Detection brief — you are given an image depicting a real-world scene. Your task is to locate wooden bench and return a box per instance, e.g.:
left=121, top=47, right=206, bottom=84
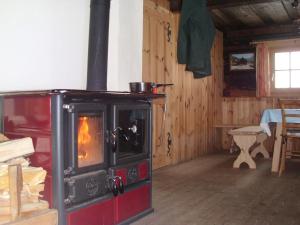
left=229, top=126, right=270, bottom=169
left=214, top=124, right=256, bottom=152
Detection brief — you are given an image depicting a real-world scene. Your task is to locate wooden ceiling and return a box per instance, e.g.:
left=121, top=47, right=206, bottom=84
left=170, top=0, right=300, bottom=42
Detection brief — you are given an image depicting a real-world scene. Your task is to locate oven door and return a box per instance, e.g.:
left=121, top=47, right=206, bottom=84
left=65, top=103, right=108, bottom=175
left=111, top=103, right=151, bottom=165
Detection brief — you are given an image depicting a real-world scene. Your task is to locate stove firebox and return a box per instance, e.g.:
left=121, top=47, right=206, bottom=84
left=0, top=90, right=161, bottom=225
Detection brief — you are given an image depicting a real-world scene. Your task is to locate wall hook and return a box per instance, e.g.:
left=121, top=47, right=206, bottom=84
left=166, top=23, right=171, bottom=43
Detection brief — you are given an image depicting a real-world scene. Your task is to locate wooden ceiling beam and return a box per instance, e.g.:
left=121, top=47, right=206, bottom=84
left=226, top=23, right=300, bottom=40
left=208, top=0, right=281, bottom=9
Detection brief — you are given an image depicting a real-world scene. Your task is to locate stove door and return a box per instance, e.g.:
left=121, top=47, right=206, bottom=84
left=65, top=103, right=108, bottom=174
left=111, top=103, right=151, bottom=165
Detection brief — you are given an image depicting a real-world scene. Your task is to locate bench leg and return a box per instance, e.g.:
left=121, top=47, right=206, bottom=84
left=233, top=135, right=257, bottom=169
left=250, top=133, right=270, bottom=159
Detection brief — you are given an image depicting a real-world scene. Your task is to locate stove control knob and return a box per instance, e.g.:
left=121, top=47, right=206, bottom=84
left=129, top=124, right=138, bottom=134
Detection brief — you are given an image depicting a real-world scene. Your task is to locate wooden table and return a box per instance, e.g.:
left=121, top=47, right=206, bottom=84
left=260, top=109, right=300, bottom=172
left=229, top=126, right=269, bottom=169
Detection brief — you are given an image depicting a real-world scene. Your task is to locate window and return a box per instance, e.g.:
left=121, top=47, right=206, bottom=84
left=271, top=49, right=300, bottom=92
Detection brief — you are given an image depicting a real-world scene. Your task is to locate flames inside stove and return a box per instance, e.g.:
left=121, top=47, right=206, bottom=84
left=77, top=115, right=104, bottom=168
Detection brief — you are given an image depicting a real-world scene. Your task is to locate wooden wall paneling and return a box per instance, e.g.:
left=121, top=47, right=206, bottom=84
left=185, top=69, right=193, bottom=160
left=176, top=63, right=186, bottom=163
left=169, top=18, right=181, bottom=166
left=154, top=16, right=166, bottom=168
left=219, top=97, right=278, bottom=151
left=144, top=4, right=163, bottom=168
left=212, top=32, right=224, bottom=151
left=143, top=0, right=176, bottom=169
left=172, top=13, right=185, bottom=165
left=159, top=14, right=175, bottom=167
left=207, top=68, right=213, bottom=153
left=143, top=0, right=224, bottom=169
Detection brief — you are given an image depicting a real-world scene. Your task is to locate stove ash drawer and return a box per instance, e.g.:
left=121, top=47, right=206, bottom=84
left=64, top=170, right=109, bottom=207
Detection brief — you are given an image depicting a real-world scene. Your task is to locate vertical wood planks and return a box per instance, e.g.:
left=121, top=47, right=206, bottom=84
left=143, top=0, right=224, bottom=169
left=220, top=97, right=277, bottom=150
left=9, top=164, right=22, bottom=221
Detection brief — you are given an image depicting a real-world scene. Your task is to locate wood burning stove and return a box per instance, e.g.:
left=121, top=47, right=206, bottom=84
left=0, top=90, right=163, bottom=225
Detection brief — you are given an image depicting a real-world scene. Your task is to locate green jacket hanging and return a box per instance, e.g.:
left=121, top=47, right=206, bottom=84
left=177, top=0, right=216, bottom=78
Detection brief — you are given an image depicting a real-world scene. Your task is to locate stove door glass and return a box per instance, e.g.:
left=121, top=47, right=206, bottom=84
left=118, top=109, right=148, bottom=158
left=77, top=114, right=104, bottom=168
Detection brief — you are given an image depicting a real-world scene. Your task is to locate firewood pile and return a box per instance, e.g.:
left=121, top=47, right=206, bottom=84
left=0, top=134, right=49, bottom=224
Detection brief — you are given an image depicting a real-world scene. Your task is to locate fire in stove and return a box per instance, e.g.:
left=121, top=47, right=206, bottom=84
left=77, top=115, right=104, bottom=168
left=78, top=117, right=91, bottom=160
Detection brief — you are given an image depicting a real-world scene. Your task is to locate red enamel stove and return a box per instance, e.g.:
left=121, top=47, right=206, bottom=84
left=0, top=90, right=162, bottom=225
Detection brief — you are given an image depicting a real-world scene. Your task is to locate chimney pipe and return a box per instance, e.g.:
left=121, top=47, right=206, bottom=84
left=87, top=0, right=111, bottom=91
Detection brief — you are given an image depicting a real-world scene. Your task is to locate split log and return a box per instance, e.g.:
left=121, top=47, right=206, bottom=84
left=0, top=138, right=34, bottom=162
left=0, top=134, right=9, bottom=143
left=0, top=195, right=40, bottom=207
left=9, top=165, right=23, bottom=221
left=6, top=158, right=30, bottom=167
left=1, top=209, right=58, bottom=225
left=0, top=144, right=51, bottom=225
left=0, top=215, right=10, bottom=224
left=0, top=167, right=46, bottom=191
left=22, top=167, right=46, bottom=186
left=0, top=200, right=49, bottom=216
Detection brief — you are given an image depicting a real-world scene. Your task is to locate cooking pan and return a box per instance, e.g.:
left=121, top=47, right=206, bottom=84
left=129, top=82, right=173, bottom=93
left=129, top=82, right=154, bottom=93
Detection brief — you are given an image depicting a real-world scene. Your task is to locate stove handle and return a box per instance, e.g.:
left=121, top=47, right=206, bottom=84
left=108, top=177, right=119, bottom=196
left=108, top=176, right=125, bottom=196
left=117, top=177, right=124, bottom=194
left=110, top=127, right=122, bottom=153
left=111, top=132, right=117, bottom=153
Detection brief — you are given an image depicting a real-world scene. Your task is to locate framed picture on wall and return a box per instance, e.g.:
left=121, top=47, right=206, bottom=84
left=229, top=52, right=255, bottom=71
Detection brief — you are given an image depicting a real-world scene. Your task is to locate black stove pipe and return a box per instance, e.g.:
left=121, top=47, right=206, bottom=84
left=87, top=0, right=111, bottom=91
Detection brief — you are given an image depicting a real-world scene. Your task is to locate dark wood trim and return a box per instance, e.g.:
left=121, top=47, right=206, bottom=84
left=226, top=24, right=300, bottom=40
left=208, top=0, right=281, bottom=9
left=169, top=0, right=283, bottom=11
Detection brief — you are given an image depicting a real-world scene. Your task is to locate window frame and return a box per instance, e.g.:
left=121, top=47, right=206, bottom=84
left=269, top=47, right=300, bottom=96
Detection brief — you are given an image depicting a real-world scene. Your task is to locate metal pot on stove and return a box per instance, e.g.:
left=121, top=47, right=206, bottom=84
left=129, top=82, right=173, bottom=94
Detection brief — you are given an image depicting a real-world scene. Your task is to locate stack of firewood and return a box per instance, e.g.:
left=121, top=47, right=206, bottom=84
left=0, top=134, right=48, bottom=224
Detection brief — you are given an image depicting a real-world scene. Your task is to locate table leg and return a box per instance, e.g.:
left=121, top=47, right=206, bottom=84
left=233, top=135, right=257, bottom=169
left=251, top=133, right=270, bottom=159
left=272, top=123, right=282, bottom=173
